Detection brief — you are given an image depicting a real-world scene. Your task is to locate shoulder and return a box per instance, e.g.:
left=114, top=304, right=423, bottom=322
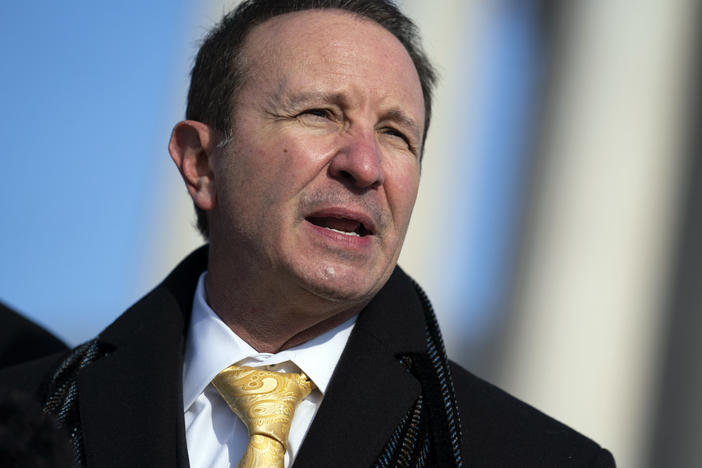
left=449, top=362, right=615, bottom=467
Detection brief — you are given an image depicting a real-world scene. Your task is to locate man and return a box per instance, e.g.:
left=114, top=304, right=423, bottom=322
left=1, top=1, right=614, bottom=466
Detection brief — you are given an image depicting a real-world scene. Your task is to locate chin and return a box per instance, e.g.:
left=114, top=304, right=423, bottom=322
left=295, top=263, right=388, bottom=305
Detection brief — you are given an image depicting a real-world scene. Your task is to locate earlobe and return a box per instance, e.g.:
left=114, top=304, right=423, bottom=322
left=168, top=120, right=217, bottom=211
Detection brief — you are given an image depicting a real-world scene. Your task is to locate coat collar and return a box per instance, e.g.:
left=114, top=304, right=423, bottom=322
left=76, top=247, right=429, bottom=467
left=293, top=267, right=429, bottom=467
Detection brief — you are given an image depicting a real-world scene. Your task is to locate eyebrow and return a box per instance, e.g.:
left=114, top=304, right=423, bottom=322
left=279, top=90, right=348, bottom=110
left=381, top=108, right=422, bottom=142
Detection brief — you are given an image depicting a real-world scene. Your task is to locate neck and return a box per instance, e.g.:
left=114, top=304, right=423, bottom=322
left=204, top=258, right=365, bottom=354
left=212, top=302, right=358, bottom=353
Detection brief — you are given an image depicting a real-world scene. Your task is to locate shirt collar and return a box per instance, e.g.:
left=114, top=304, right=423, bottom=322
left=182, top=272, right=356, bottom=411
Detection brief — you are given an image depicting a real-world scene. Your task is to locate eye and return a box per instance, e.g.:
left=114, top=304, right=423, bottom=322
left=382, top=127, right=412, bottom=147
left=380, top=127, right=419, bottom=157
left=300, top=108, right=332, bottom=119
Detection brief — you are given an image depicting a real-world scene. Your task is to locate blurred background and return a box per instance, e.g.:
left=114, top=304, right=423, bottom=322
left=1, top=0, right=699, bottom=466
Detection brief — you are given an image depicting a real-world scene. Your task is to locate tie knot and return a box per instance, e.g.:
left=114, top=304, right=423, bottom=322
left=212, top=365, right=314, bottom=450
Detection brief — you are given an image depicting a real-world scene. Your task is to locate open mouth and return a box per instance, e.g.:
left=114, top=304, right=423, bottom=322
left=305, top=216, right=373, bottom=237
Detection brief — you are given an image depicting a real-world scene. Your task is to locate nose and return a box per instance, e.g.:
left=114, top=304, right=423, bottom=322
left=328, top=131, right=385, bottom=190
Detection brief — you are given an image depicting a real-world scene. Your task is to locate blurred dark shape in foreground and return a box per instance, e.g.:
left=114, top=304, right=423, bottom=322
left=0, top=386, right=73, bottom=468
left=0, top=301, right=67, bottom=369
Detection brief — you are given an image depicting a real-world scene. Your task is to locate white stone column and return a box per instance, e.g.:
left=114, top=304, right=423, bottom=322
left=497, top=1, right=696, bottom=466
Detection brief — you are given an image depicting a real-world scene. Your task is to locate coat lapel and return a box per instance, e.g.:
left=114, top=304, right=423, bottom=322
left=293, top=267, right=428, bottom=467
left=77, top=248, right=207, bottom=468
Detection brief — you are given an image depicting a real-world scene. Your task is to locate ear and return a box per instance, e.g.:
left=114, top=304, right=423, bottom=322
left=169, top=120, right=218, bottom=211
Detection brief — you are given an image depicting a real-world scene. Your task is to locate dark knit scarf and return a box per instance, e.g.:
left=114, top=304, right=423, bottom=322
left=373, top=280, right=464, bottom=468
left=42, top=281, right=463, bottom=467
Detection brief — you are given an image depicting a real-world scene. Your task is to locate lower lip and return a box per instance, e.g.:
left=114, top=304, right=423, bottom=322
left=303, top=220, right=374, bottom=250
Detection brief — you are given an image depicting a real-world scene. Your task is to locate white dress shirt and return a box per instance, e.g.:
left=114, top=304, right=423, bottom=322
left=183, top=272, right=356, bottom=468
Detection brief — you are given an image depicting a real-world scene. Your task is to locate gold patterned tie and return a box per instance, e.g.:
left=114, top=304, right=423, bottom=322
left=211, top=365, right=314, bottom=468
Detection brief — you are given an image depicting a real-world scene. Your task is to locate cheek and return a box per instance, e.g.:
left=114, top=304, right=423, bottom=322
left=225, top=137, right=333, bottom=214
left=385, top=162, right=420, bottom=224
left=224, top=141, right=291, bottom=193
left=267, top=136, right=338, bottom=191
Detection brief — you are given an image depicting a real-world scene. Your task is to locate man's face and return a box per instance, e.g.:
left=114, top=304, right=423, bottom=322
left=209, top=10, right=424, bottom=307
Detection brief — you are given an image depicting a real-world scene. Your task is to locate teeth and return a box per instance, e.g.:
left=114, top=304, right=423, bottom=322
left=324, top=227, right=360, bottom=237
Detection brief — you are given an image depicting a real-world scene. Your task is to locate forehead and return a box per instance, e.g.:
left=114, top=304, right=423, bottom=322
left=237, top=9, right=425, bottom=125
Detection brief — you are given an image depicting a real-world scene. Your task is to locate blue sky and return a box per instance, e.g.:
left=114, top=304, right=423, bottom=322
left=0, top=2, right=194, bottom=343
